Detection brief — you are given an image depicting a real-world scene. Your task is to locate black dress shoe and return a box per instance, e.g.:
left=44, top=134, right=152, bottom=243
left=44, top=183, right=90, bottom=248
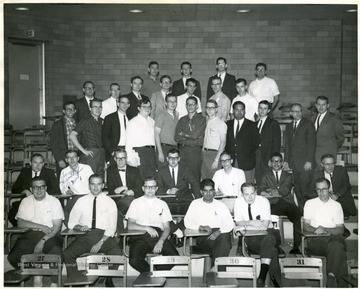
left=175, top=237, right=184, bottom=248
left=342, top=227, right=351, bottom=239
left=289, top=248, right=302, bottom=255
left=256, top=278, right=265, bottom=287
left=105, top=277, right=115, bottom=287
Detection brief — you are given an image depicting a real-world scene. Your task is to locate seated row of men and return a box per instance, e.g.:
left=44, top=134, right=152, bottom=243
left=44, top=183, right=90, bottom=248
left=7, top=173, right=349, bottom=288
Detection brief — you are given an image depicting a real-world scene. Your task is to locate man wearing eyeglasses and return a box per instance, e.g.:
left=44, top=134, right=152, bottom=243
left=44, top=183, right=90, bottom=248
left=100, top=83, right=121, bottom=119
left=150, top=75, right=172, bottom=119
left=8, top=177, right=64, bottom=287
left=126, top=177, right=179, bottom=273
left=101, top=95, right=130, bottom=162
left=312, top=154, right=356, bottom=219
left=248, top=63, right=280, bottom=113
left=303, top=177, right=349, bottom=287
left=75, top=81, right=95, bottom=122
left=202, top=99, right=227, bottom=179
left=209, top=76, right=231, bottom=122
left=176, top=78, right=202, bottom=119
left=50, top=101, right=77, bottom=179
left=125, top=98, right=157, bottom=179
left=124, top=76, right=148, bottom=120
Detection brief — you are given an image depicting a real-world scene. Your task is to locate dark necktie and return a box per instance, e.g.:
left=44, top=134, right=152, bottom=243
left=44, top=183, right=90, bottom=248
left=258, top=120, right=263, bottom=132
left=293, top=121, right=297, bottom=133
left=316, top=115, right=321, bottom=132
left=124, top=115, right=127, bottom=129
left=275, top=171, right=279, bottom=185
left=235, top=120, right=240, bottom=137
left=171, top=168, right=176, bottom=186
left=248, top=204, right=253, bottom=220
left=91, top=197, right=97, bottom=229
left=35, top=172, right=39, bottom=177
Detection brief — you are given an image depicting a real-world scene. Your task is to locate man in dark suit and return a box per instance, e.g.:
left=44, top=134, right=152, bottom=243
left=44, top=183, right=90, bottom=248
left=75, top=80, right=95, bottom=122
left=258, top=152, right=302, bottom=255
left=50, top=101, right=77, bottom=178
left=312, top=95, right=344, bottom=168
left=255, top=100, right=281, bottom=187
left=284, top=103, right=316, bottom=209
left=225, top=101, right=260, bottom=182
left=107, top=148, right=143, bottom=233
left=156, top=148, right=201, bottom=215
left=206, top=57, right=237, bottom=102
left=101, top=95, right=130, bottom=162
left=312, top=153, right=356, bottom=219
left=124, top=76, right=149, bottom=120
left=9, top=153, right=60, bottom=226
left=172, top=61, right=202, bottom=98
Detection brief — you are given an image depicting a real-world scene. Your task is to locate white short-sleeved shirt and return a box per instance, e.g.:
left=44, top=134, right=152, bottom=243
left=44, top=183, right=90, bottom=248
left=16, top=193, right=64, bottom=228
left=126, top=196, right=172, bottom=230
left=304, top=197, right=344, bottom=228
left=248, top=76, right=280, bottom=103
left=203, top=117, right=227, bottom=150
left=177, top=93, right=202, bottom=119
left=230, top=93, right=259, bottom=121
left=213, top=167, right=246, bottom=197
left=233, top=195, right=273, bottom=228
left=59, top=163, right=94, bottom=195
left=125, top=114, right=155, bottom=150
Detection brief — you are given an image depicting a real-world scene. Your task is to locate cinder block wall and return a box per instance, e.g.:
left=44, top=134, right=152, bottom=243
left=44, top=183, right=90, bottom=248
left=4, top=12, right=357, bottom=122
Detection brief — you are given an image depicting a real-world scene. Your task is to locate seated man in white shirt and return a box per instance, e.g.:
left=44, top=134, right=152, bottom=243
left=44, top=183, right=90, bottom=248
left=184, top=179, right=234, bottom=266
left=213, top=151, right=246, bottom=213
left=303, top=177, right=349, bottom=287
left=63, top=174, right=121, bottom=287
left=126, top=177, right=179, bottom=273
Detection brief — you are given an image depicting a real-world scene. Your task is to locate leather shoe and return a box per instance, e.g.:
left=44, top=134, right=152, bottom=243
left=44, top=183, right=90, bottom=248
left=256, top=278, right=265, bottom=287
left=289, top=248, right=302, bottom=255
left=342, top=227, right=351, bottom=239
left=105, top=277, right=115, bottom=287
left=176, top=237, right=184, bottom=248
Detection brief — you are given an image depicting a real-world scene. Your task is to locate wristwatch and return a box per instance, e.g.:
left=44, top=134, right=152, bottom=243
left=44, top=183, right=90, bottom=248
left=41, top=238, right=47, bottom=242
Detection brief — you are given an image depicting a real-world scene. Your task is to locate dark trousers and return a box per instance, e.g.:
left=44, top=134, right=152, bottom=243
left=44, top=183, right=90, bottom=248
left=80, top=147, right=105, bottom=177
left=62, top=229, right=122, bottom=277
left=63, top=195, right=83, bottom=228
left=179, top=145, right=202, bottom=183
left=129, top=227, right=179, bottom=273
left=307, top=235, right=349, bottom=287
left=114, top=196, right=134, bottom=233
left=195, top=229, right=232, bottom=266
left=271, top=199, right=302, bottom=248
left=244, top=228, right=282, bottom=285
left=255, top=148, right=268, bottom=187
left=292, top=167, right=313, bottom=210
left=134, top=147, right=157, bottom=179
left=163, top=197, right=192, bottom=215
left=8, top=200, right=23, bottom=227
left=8, top=231, right=63, bottom=283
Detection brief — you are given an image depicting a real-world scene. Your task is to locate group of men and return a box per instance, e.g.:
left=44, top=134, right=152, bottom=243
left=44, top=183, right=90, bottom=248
left=7, top=57, right=356, bottom=287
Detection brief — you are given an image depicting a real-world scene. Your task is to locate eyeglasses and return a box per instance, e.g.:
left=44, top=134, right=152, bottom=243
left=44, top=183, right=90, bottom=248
left=144, top=185, right=157, bottom=189
left=119, top=101, right=130, bottom=105
left=220, top=158, right=231, bottom=163
left=115, top=157, right=126, bottom=161
left=322, top=162, right=335, bottom=166
left=66, top=156, right=78, bottom=160
left=140, top=106, right=152, bottom=109
left=84, top=87, right=94, bottom=90
left=168, top=157, right=179, bottom=161
left=202, top=189, right=215, bottom=193
left=65, top=108, right=76, bottom=111
left=186, top=103, right=196, bottom=107
left=205, top=107, right=216, bottom=110
left=162, top=81, right=171, bottom=84
left=211, top=83, right=221, bottom=86
left=32, top=185, right=46, bottom=190
left=316, top=188, right=329, bottom=193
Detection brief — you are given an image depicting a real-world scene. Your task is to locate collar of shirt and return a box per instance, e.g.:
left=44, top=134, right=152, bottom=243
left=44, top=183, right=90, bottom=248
left=169, top=165, right=178, bottom=171
left=132, top=91, right=141, bottom=98
left=273, top=169, right=282, bottom=178
left=117, top=110, right=126, bottom=117
left=161, top=90, right=168, bottom=98
left=256, top=76, right=267, bottom=82
left=259, top=116, right=268, bottom=123
left=65, top=116, right=75, bottom=124
left=32, top=170, right=41, bottom=177
left=318, top=111, right=328, bottom=121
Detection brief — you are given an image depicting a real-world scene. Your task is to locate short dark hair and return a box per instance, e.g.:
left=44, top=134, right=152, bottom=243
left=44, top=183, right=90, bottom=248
left=181, top=61, right=192, bottom=69
left=114, top=147, right=127, bottom=155
left=206, top=99, right=218, bottom=107
left=90, top=98, right=102, bottom=108
left=255, top=63, right=267, bottom=70
left=31, top=176, right=46, bottom=186
left=165, top=94, right=177, bottom=102
left=211, top=76, right=222, bottom=84
left=160, top=75, right=172, bottom=83
left=65, top=149, right=79, bottom=158
left=89, top=174, right=103, bottom=184
left=83, top=80, right=95, bottom=88
left=167, top=148, right=180, bottom=156
left=185, top=78, right=197, bottom=86
left=232, top=101, right=245, bottom=110
left=259, top=100, right=271, bottom=110
left=291, top=103, right=302, bottom=110
left=200, top=178, right=215, bottom=190
left=109, top=82, right=120, bottom=89
left=186, top=96, right=198, bottom=105
left=148, top=61, right=159, bottom=68
left=314, top=177, right=330, bottom=188
left=31, top=153, right=45, bottom=162
left=220, top=151, right=232, bottom=159
left=143, top=176, right=158, bottom=186
left=236, top=78, right=247, bottom=85
left=131, top=75, right=143, bottom=84
left=316, top=95, right=329, bottom=104
left=63, top=101, right=76, bottom=110
left=270, top=152, right=283, bottom=161
left=320, top=153, right=335, bottom=162
left=241, top=182, right=256, bottom=193
left=216, top=57, right=227, bottom=65
left=118, top=95, right=130, bottom=102
left=137, top=97, right=151, bottom=108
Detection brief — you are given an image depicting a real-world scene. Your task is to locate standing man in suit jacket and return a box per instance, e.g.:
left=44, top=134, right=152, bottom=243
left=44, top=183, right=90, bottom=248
left=225, top=101, right=260, bottom=182
left=107, top=148, right=143, bottom=233
left=255, top=100, right=281, bottom=187
left=206, top=57, right=237, bottom=102
left=312, top=154, right=356, bottom=219
left=101, top=95, right=130, bottom=162
left=50, top=101, right=77, bottom=178
left=150, top=75, right=172, bottom=119
left=9, top=153, right=60, bottom=226
left=312, top=95, right=344, bottom=168
left=284, top=103, right=316, bottom=209
left=171, top=61, right=202, bottom=98
left=75, top=81, right=95, bottom=122
left=124, top=76, right=149, bottom=120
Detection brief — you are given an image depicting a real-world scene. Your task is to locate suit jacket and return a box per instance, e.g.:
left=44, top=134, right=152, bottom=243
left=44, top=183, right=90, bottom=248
left=258, top=169, right=293, bottom=204
left=150, top=91, right=166, bottom=119
left=107, top=164, right=143, bottom=197
left=256, top=117, right=281, bottom=166
left=311, top=112, right=344, bottom=166
left=206, top=73, right=237, bottom=101
left=225, top=119, right=260, bottom=171
left=101, top=111, right=123, bottom=161
left=124, top=92, right=149, bottom=120
left=172, top=78, right=202, bottom=98
left=50, top=117, right=71, bottom=163
left=284, top=118, right=316, bottom=172
left=75, top=97, right=91, bottom=122
left=12, top=167, right=60, bottom=195
left=156, top=163, right=201, bottom=199
left=312, top=166, right=356, bottom=216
